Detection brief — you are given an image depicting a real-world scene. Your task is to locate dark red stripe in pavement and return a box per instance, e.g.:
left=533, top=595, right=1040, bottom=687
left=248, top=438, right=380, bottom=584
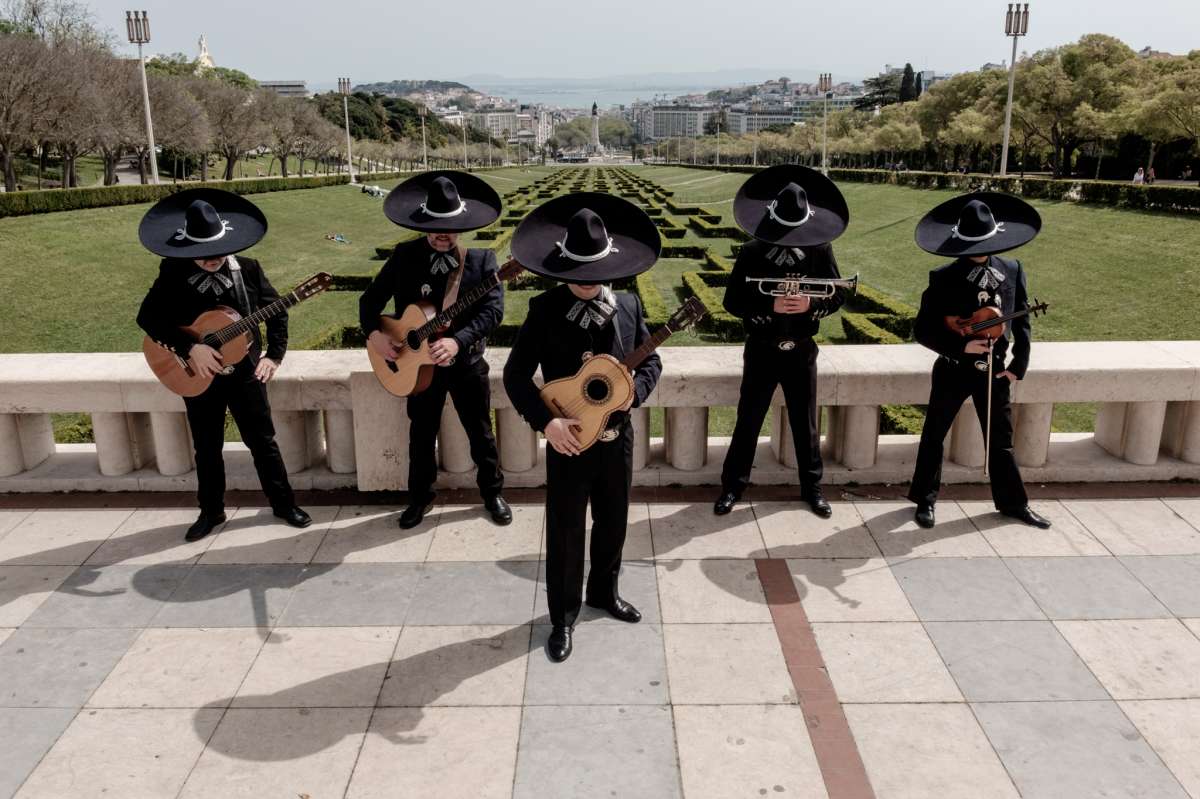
left=755, top=558, right=876, bottom=799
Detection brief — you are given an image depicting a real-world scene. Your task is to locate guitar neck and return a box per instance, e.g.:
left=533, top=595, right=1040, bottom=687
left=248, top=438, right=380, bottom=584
left=620, top=323, right=675, bottom=371
left=211, top=292, right=300, bottom=345
left=417, top=259, right=515, bottom=340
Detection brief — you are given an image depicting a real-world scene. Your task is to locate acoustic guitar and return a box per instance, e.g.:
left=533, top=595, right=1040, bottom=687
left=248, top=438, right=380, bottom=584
left=539, top=296, right=708, bottom=451
left=142, top=272, right=332, bottom=397
left=368, top=259, right=524, bottom=397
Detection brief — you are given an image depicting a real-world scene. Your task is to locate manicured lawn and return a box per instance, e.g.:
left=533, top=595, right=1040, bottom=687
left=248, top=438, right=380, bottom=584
left=5, top=163, right=1195, bottom=437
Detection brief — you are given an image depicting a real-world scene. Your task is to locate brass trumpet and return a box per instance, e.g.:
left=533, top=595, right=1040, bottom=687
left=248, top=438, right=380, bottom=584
left=745, top=273, right=859, bottom=298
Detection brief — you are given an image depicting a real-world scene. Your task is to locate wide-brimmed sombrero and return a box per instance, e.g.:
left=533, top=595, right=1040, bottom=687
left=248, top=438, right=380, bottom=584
left=732, top=164, right=849, bottom=247
left=511, top=193, right=660, bottom=284
left=383, top=170, right=501, bottom=232
left=138, top=188, right=267, bottom=259
left=915, top=192, right=1041, bottom=257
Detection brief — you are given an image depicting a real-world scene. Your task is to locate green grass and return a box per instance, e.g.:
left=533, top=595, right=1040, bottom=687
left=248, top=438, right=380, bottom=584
left=5, top=163, right=1195, bottom=438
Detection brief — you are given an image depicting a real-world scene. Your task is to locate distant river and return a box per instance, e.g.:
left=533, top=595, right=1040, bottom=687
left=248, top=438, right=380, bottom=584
left=466, top=82, right=716, bottom=110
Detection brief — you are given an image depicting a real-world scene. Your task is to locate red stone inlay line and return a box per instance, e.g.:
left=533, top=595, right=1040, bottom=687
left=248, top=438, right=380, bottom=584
left=755, top=558, right=876, bottom=799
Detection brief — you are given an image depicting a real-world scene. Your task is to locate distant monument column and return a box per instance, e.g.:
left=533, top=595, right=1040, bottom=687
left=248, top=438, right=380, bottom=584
left=590, top=101, right=601, bottom=154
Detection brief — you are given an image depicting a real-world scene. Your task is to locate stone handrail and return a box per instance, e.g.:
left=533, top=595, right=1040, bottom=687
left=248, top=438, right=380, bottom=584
left=1, top=342, right=1198, bottom=493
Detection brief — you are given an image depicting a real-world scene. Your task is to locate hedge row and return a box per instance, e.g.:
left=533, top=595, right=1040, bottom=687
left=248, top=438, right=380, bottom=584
left=689, top=216, right=750, bottom=240
left=0, top=174, right=356, bottom=218
left=840, top=312, right=905, bottom=345
left=636, top=272, right=671, bottom=326
left=682, top=271, right=744, bottom=340
left=880, top=404, right=926, bottom=435
left=848, top=284, right=916, bottom=318
left=656, top=216, right=687, bottom=239
left=665, top=164, right=1200, bottom=215
left=661, top=244, right=709, bottom=259
left=704, top=252, right=734, bottom=272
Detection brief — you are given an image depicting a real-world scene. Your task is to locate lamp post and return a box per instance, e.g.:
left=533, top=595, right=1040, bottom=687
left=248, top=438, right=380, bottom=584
left=461, top=116, right=469, bottom=169
left=999, top=3, right=1029, bottom=177
left=338, top=78, right=355, bottom=183
left=714, top=107, right=721, bottom=166
left=125, top=11, right=159, bottom=184
left=418, top=102, right=429, bottom=170
left=819, top=72, right=832, bottom=175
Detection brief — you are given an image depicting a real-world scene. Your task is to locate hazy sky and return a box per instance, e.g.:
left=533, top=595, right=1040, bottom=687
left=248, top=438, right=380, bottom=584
left=89, top=0, right=1197, bottom=87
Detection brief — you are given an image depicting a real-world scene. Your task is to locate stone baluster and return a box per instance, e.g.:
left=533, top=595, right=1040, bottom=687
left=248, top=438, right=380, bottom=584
left=350, top=372, right=407, bottom=491
left=324, top=410, right=357, bottom=474
left=1095, top=401, right=1167, bottom=465
left=771, top=406, right=796, bottom=469
left=272, top=410, right=310, bottom=474
left=438, top=401, right=473, bottom=473
left=149, top=412, right=192, bottom=476
left=630, top=406, right=650, bottom=471
left=1162, top=401, right=1200, bottom=464
left=665, top=407, right=707, bottom=471
left=838, top=405, right=880, bottom=470
left=949, top=401, right=985, bottom=467
left=497, top=407, right=537, bottom=472
left=92, top=412, right=135, bottom=476
left=1013, top=403, right=1053, bottom=467
left=0, top=414, right=23, bottom=477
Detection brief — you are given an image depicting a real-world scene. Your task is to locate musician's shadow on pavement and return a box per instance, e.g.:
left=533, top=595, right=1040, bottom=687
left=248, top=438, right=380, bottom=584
left=192, top=623, right=539, bottom=760
left=648, top=499, right=980, bottom=612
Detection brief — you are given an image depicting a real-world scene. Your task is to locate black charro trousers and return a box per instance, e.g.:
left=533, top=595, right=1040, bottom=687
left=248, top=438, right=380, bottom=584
left=721, top=337, right=823, bottom=495
left=907, top=357, right=1028, bottom=510
left=405, top=357, right=504, bottom=502
left=544, top=422, right=633, bottom=628
left=183, top=359, right=295, bottom=516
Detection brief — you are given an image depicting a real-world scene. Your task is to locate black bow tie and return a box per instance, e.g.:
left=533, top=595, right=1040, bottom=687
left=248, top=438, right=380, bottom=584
left=566, top=289, right=616, bottom=330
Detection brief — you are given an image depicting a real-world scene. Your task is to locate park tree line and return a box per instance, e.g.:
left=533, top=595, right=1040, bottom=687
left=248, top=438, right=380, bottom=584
left=653, top=35, right=1200, bottom=181
left=0, top=1, right=512, bottom=192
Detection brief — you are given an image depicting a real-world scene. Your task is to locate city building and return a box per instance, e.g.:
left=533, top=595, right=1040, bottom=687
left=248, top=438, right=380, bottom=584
left=260, top=81, right=309, bottom=98
left=650, top=105, right=717, bottom=140
left=468, top=109, right=520, bottom=139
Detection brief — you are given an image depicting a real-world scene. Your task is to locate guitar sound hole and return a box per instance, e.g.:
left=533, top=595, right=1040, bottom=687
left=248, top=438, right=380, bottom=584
left=407, top=331, right=422, bottom=351
left=585, top=377, right=611, bottom=403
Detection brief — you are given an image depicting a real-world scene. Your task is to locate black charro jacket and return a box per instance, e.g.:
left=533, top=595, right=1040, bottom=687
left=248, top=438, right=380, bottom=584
left=358, top=237, right=503, bottom=363
left=503, top=285, right=663, bottom=434
left=913, top=254, right=1032, bottom=379
left=722, top=239, right=846, bottom=342
left=136, top=255, right=287, bottom=363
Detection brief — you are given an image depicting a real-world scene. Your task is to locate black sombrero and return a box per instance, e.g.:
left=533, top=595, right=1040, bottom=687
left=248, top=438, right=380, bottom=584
left=138, top=188, right=267, bottom=259
left=915, top=192, right=1041, bottom=257
left=733, top=164, right=849, bottom=247
left=383, top=170, right=501, bottom=232
left=511, top=193, right=660, bottom=284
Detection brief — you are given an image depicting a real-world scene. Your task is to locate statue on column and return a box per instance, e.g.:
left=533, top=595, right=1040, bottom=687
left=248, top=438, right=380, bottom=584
left=196, top=34, right=215, bottom=70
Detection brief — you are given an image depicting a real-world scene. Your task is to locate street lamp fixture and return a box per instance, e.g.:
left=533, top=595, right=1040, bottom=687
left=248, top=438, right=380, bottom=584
left=125, top=10, right=159, bottom=184
left=818, top=72, right=833, bottom=175
left=999, top=3, right=1029, bottom=177
left=338, top=77, right=355, bottom=183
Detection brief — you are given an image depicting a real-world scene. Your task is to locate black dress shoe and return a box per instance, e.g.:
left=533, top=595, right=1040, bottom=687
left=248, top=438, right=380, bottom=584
left=586, top=596, right=642, bottom=623
left=398, top=496, right=435, bottom=529
left=915, top=503, right=936, bottom=529
left=713, top=491, right=739, bottom=516
left=484, top=495, right=513, bottom=526
left=274, top=507, right=312, bottom=528
left=546, top=625, right=573, bottom=662
left=185, top=511, right=226, bottom=542
left=802, top=486, right=833, bottom=518
left=1002, top=505, right=1052, bottom=529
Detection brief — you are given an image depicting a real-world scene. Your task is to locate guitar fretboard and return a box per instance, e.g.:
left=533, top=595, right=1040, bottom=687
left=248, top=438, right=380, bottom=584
left=620, top=323, right=675, bottom=371
left=211, top=293, right=300, bottom=345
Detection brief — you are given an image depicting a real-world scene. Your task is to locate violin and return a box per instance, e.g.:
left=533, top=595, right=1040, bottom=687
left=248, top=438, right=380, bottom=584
left=945, top=300, right=1049, bottom=339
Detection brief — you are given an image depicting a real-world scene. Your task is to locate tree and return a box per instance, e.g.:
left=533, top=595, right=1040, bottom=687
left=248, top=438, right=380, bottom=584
left=1, top=0, right=110, bottom=48
left=855, top=72, right=901, bottom=110
left=0, top=33, right=53, bottom=190
left=899, top=63, right=918, bottom=102
left=1144, top=59, right=1200, bottom=163
left=258, top=90, right=301, bottom=177
left=703, top=109, right=726, bottom=136
left=192, top=78, right=262, bottom=180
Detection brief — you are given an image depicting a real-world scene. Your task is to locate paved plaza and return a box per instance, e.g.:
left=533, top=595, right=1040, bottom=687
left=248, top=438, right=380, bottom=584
left=0, top=497, right=1198, bottom=798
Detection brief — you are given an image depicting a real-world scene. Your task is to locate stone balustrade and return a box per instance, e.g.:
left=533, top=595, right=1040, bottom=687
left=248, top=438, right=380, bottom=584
left=1, top=342, right=1199, bottom=494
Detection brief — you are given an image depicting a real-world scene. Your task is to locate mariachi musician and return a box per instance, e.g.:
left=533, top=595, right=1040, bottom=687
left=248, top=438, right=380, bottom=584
left=360, top=171, right=512, bottom=529
left=136, top=189, right=311, bottom=541
left=907, top=193, right=1051, bottom=530
left=714, top=165, right=852, bottom=519
left=503, top=194, right=663, bottom=663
